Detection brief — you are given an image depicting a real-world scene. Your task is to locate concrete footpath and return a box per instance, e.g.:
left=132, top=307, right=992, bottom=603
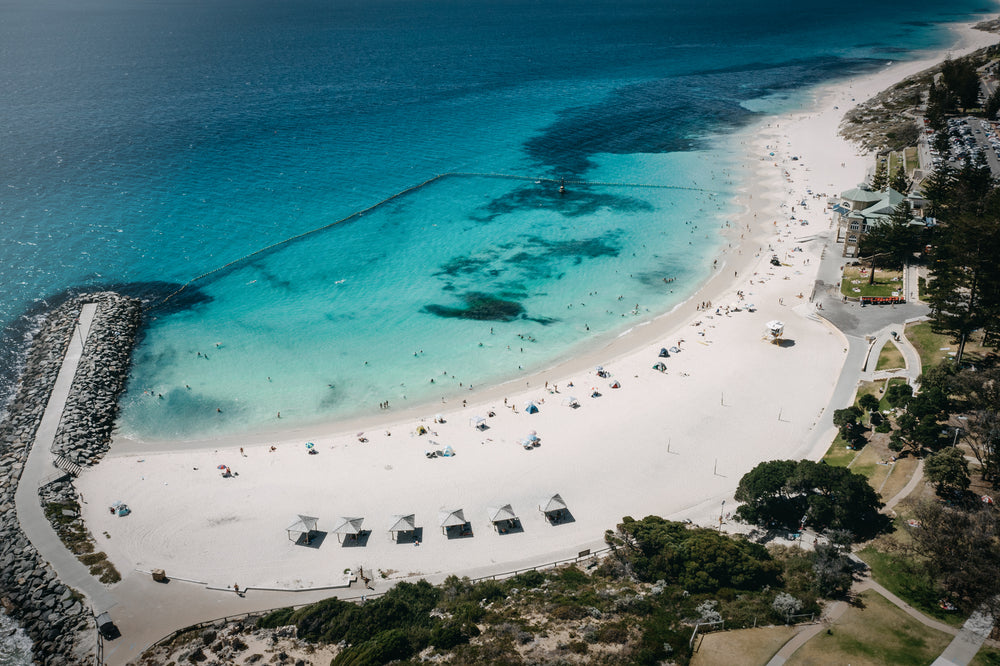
left=13, top=303, right=116, bottom=615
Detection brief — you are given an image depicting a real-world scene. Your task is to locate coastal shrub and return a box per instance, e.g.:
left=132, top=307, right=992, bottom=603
left=258, top=607, right=294, bottom=628
left=592, top=620, right=630, bottom=644
left=628, top=608, right=689, bottom=665
left=430, top=621, right=480, bottom=650
left=555, top=566, right=589, bottom=589
left=612, top=516, right=779, bottom=591
left=561, top=640, right=588, bottom=654
left=447, top=638, right=524, bottom=665
left=330, top=629, right=413, bottom=666
left=509, top=570, right=545, bottom=588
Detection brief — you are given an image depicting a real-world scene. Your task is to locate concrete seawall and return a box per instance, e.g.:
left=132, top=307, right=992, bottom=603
left=0, top=292, right=141, bottom=665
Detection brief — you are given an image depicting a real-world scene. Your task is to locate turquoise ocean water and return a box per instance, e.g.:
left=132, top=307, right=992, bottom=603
left=3, top=0, right=991, bottom=441
left=1, top=0, right=996, bottom=656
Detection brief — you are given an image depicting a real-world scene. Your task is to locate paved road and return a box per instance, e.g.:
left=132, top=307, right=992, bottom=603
left=14, top=303, right=116, bottom=614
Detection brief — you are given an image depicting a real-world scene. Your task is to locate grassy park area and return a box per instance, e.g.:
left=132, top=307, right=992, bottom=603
left=875, top=340, right=905, bottom=371
left=905, top=321, right=998, bottom=370
left=787, top=590, right=954, bottom=665
left=691, top=625, right=797, bottom=666
left=841, top=266, right=904, bottom=299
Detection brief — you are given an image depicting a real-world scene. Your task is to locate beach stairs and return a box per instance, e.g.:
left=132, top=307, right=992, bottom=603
left=52, top=455, right=83, bottom=477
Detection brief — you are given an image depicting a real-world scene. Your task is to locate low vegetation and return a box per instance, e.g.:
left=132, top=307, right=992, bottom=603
left=42, top=495, right=121, bottom=585
left=257, top=515, right=848, bottom=665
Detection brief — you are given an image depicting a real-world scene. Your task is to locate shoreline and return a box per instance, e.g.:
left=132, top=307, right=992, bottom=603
left=112, top=15, right=999, bottom=454
left=75, top=19, right=1000, bottom=588
left=54, top=14, right=1000, bottom=664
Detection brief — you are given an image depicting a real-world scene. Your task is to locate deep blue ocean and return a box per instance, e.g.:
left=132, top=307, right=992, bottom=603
left=0, top=0, right=995, bottom=658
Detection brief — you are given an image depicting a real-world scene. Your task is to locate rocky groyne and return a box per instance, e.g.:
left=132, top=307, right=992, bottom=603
left=52, top=295, right=142, bottom=466
left=0, top=292, right=141, bottom=665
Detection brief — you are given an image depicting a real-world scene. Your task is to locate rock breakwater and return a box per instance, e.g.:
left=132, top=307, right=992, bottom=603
left=0, top=292, right=141, bottom=665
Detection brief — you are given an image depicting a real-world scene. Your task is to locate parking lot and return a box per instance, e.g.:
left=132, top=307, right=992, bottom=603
left=926, top=115, right=1000, bottom=179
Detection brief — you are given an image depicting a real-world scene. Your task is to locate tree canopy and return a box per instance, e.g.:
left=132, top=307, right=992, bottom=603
left=908, top=501, right=1000, bottom=614
left=735, top=460, right=890, bottom=541
left=923, top=162, right=1000, bottom=363
left=924, top=447, right=971, bottom=497
left=858, top=200, right=918, bottom=270
left=609, top=515, right=779, bottom=592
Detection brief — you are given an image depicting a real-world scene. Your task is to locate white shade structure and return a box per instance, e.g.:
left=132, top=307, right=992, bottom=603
left=286, top=515, right=319, bottom=544
left=487, top=504, right=517, bottom=523
left=388, top=514, right=416, bottom=540
left=438, top=507, right=466, bottom=534
left=539, top=493, right=567, bottom=514
left=331, top=516, right=364, bottom=542
left=488, top=504, right=519, bottom=533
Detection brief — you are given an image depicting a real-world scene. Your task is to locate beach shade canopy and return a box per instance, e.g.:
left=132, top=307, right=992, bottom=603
left=286, top=514, right=319, bottom=543
left=562, top=396, right=580, bottom=408
left=539, top=493, right=567, bottom=514
left=388, top=513, right=416, bottom=537
left=471, top=416, right=487, bottom=429
left=659, top=347, right=670, bottom=358
left=487, top=504, right=517, bottom=524
left=332, top=516, right=364, bottom=535
left=439, top=507, right=466, bottom=528
left=524, top=401, right=539, bottom=414
left=610, top=380, right=621, bottom=389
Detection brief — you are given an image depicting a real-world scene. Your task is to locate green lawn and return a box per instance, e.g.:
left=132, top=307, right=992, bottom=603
left=855, top=378, right=908, bottom=412
left=855, top=547, right=966, bottom=628
left=905, top=322, right=998, bottom=370
left=972, top=647, right=1000, bottom=666
left=888, top=152, right=901, bottom=175
left=904, top=147, right=919, bottom=173
left=875, top=340, right=906, bottom=371
left=841, top=266, right=904, bottom=299
left=822, top=436, right=860, bottom=468
left=788, top=590, right=954, bottom=666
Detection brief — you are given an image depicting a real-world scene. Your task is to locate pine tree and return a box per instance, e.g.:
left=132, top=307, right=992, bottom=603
left=890, top=164, right=909, bottom=193
left=986, top=87, right=1000, bottom=120
left=871, top=158, right=888, bottom=191
left=925, top=208, right=1000, bottom=365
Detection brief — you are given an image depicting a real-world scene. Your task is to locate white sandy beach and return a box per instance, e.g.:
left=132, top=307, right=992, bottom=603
left=76, top=21, right=999, bottom=593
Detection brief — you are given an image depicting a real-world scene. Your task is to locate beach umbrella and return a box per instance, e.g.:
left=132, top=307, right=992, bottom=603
left=595, top=365, right=603, bottom=372
left=217, top=464, right=227, bottom=470
left=305, top=442, right=315, bottom=449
